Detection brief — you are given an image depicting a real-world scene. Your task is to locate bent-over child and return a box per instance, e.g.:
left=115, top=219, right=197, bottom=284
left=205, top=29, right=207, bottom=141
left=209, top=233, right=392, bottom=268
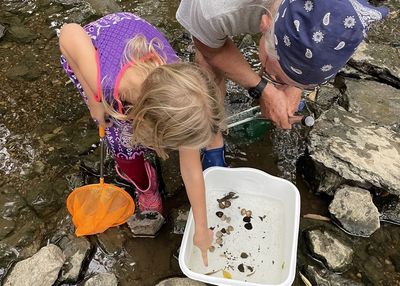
left=59, top=12, right=225, bottom=265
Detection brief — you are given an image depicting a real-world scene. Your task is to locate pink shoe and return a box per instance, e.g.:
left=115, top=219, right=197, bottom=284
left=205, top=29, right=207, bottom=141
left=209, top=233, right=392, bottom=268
left=116, top=161, right=163, bottom=215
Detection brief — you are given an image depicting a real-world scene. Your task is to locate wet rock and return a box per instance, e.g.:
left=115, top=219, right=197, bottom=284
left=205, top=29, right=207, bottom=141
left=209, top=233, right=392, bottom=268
left=312, top=85, right=343, bottom=117
left=349, top=41, right=400, bottom=87
left=155, top=277, right=206, bottom=286
left=305, top=228, right=353, bottom=272
left=0, top=24, right=5, bottom=40
left=24, top=178, right=66, bottom=217
left=303, top=265, right=363, bottom=286
left=97, top=227, right=125, bottom=255
left=380, top=199, right=400, bottom=225
left=389, top=253, right=400, bottom=272
left=171, top=208, right=189, bottom=235
left=83, top=273, right=118, bottom=286
left=329, top=186, right=380, bottom=237
left=345, top=79, right=400, bottom=127
left=0, top=217, right=15, bottom=239
left=58, top=236, right=91, bottom=284
left=4, top=244, right=65, bottom=286
left=6, top=63, right=42, bottom=81
left=7, top=25, right=37, bottom=43
left=127, top=211, right=165, bottom=237
left=86, top=0, right=121, bottom=15
left=308, top=106, right=400, bottom=195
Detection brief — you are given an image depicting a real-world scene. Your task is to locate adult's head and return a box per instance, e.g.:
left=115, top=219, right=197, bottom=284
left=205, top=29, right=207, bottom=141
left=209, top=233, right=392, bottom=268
left=130, top=63, right=226, bottom=159
left=259, top=0, right=389, bottom=89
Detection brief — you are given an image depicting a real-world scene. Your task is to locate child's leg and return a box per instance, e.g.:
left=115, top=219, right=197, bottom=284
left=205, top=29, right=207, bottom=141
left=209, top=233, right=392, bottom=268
left=105, top=123, right=163, bottom=215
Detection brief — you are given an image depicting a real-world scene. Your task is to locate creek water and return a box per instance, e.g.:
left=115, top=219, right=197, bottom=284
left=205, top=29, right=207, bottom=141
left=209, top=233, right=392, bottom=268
left=0, top=0, right=399, bottom=285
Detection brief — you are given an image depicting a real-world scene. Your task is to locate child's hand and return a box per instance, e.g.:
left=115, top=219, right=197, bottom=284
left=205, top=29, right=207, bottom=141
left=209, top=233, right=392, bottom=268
left=89, top=100, right=112, bottom=127
left=193, top=227, right=214, bottom=266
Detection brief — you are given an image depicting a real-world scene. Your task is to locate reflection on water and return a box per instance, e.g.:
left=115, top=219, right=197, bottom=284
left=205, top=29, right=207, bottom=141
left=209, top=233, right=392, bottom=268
left=0, top=124, right=36, bottom=175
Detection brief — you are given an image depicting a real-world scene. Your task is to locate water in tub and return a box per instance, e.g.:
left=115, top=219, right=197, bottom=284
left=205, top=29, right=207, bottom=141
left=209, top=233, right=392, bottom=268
left=188, top=189, right=286, bottom=284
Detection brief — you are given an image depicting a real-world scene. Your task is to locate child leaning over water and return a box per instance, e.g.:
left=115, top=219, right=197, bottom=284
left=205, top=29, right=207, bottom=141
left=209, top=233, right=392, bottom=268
left=59, top=12, right=224, bottom=265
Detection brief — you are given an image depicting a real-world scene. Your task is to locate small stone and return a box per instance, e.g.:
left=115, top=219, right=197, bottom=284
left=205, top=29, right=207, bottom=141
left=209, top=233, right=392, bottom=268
left=244, top=223, right=253, bottom=230
left=240, top=252, right=248, bottom=259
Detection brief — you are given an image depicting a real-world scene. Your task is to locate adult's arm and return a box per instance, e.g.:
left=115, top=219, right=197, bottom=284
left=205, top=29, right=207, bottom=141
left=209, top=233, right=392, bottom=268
left=193, top=37, right=300, bottom=129
left=179, top=148, right=213, bottom=266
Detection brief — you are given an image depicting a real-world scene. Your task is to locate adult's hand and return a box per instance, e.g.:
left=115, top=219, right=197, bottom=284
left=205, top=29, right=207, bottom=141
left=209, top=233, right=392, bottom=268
left=193, top=227, right=214, bottom=266
left=259, top=84, right=302, bottom=129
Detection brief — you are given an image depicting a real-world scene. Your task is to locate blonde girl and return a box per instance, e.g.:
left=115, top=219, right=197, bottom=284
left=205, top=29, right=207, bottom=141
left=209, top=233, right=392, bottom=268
left=59, top=12, right=225, bottom=265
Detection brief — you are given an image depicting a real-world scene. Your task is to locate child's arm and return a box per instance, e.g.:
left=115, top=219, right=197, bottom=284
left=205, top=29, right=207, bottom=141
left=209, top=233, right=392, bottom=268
left=59, top=23, right=110, bottom=127
left=179, top=148, right=213, bottom=266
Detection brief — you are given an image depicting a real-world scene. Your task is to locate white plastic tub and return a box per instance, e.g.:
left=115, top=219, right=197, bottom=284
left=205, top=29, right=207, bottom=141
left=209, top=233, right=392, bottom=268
left=179, top=167, right=300, bottom=286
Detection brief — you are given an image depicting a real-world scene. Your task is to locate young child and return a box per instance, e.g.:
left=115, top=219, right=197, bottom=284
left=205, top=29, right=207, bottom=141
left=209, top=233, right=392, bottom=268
left=59, top=12, right=224, bottom=265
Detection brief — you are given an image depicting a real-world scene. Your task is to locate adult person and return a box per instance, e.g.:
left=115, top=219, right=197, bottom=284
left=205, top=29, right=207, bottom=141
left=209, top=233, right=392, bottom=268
left=177, top=0, right=388, bottom=167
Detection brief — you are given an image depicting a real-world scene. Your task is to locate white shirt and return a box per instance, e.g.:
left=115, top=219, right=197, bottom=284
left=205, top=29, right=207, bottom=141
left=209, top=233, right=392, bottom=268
left=176, top=0, right=274, bottom=48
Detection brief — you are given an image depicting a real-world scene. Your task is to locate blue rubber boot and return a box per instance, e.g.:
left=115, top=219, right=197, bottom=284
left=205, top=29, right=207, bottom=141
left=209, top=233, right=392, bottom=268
left=201, top=146, right=227, bottom=170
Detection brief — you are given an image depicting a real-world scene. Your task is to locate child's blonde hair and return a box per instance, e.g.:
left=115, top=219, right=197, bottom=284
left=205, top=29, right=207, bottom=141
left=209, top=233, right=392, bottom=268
left=102, top=34, right=226, bottom=159
left=130, top=63, right=226, bottom=159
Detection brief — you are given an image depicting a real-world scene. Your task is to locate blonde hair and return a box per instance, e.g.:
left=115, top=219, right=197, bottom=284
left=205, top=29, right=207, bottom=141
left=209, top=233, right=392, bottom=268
left=102, top=34, right=167, bottom=120
left=130, top=63, right=226, bottom=159
left=102, top=34, right=226, bottom=159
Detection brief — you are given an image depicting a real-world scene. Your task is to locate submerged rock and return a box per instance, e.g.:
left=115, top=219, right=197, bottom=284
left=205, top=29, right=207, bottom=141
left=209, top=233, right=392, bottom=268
left=4, top=244, right=65, bottom=286
left=156, top=277, right=206, bottom=286
left=329, top=186, right=380, bottom=237
left=303, top=265, right=363, bottom=286
left=83, top=273, right=117, bottom=286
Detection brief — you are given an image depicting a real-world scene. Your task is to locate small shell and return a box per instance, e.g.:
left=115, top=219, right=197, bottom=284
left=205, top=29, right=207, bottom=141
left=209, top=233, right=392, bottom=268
left=227, top=225, right=234, bottom=232
left=240, top=208, right=247, bottom=216
left=216, top=231, right=223, bottom=238
left=216, top=237, right=223, bottom=244
left=209, top=246, right=215, bottom=252
left=219, top=202, right=226, bottom=209
left=243, top=216, right=251, bottom=223
left=216, top=211, right=224, bottom=218
left=225, top=217, right=231, bottom=223
left=245, top=210, right=252, bottom=217
left=224, top=200, right=231, bottom=208
left=221, top=214, right=227, bottom=221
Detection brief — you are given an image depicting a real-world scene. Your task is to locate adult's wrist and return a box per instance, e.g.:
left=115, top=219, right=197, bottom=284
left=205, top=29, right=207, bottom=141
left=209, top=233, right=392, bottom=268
left=248, top=77, right=268, bottom=99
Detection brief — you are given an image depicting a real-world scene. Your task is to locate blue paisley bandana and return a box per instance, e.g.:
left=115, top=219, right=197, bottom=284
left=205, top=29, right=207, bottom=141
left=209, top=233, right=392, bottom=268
left=274, top=0, right=389, bottom=85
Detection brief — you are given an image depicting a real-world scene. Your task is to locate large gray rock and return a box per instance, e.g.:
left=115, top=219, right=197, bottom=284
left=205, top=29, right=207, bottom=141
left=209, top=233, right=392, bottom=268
left=349, top=41, right=400, bottom=87
left=83, top=273, right=118, bottom=286
left=156, top=277, right=207, bottom=286
left=305, top=228, right=353, bottom=272
left=4, top=244, right=65, bottom=286
left=308, top=106, right=400, bottom=195
left=329, top=186, right=380, bottom=237
left=345, top=79, right=400, bottom=127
